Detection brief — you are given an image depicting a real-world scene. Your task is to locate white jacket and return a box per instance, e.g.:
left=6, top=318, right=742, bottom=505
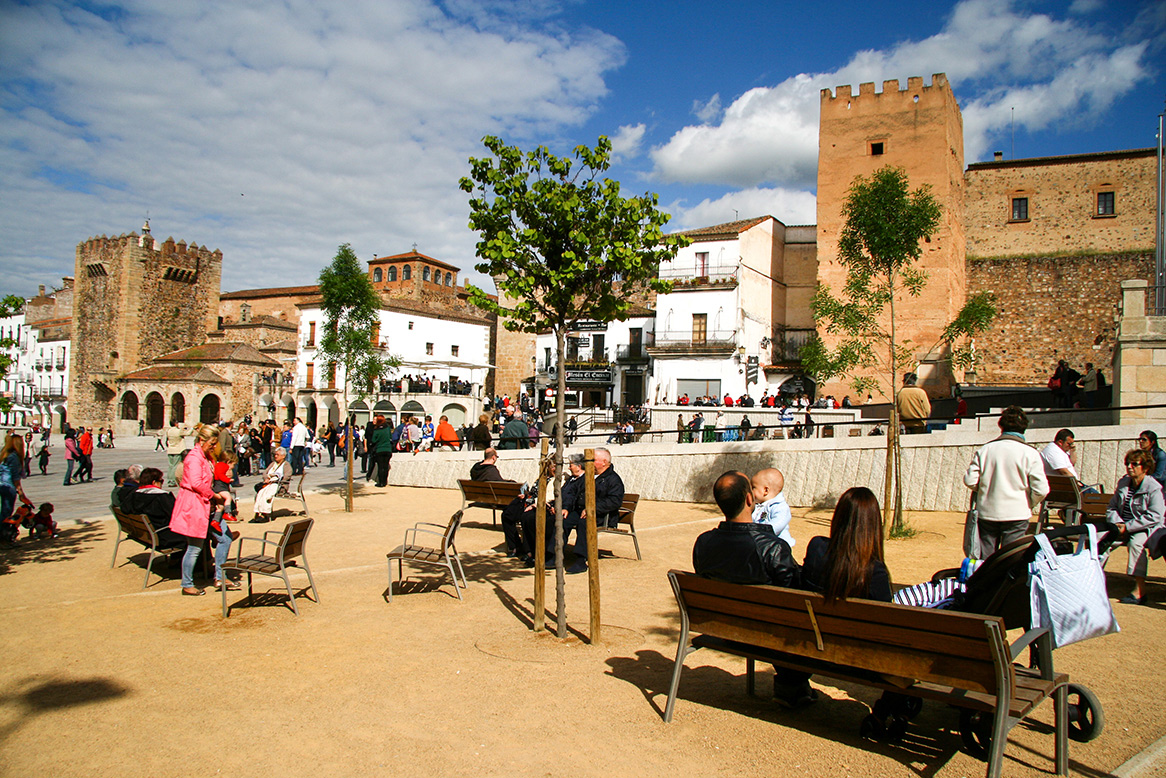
left=964, top=433, right=1049, bottom=522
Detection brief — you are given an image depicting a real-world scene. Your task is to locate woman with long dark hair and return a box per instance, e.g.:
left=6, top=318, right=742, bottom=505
left=1136, top=430, right=1166, bottom=482
left=775, top=486, right=891, bottom=709
left=802, top=486, right=891, bottom=602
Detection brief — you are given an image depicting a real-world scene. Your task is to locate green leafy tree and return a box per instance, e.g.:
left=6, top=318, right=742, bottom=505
left=316, top=244, right=400, bottom=511
left=802, top=166, right=996, bottom=534
left=0, top=295, right=26, bottom=415
left=460, top=135, right=688, bottom=638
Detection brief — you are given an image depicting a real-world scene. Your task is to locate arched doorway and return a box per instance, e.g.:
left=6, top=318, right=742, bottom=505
left=302, top=399, right=318, bottom=430
left=401, top=400, right=425, bottom=421
left=145, top=392, right=165, bottom=430
left=348, top=400, right=369, bottom=428
left=372, top=400, right=396, bottom=425
left=54, top=405, right=67, bottom=433
left=120, top=391, right=139, bottom=421
left=200, top=394, right=221, bottom=424
left=170, top=392, right=186, bottom=425
left=441, top=403, right=467, bottom=426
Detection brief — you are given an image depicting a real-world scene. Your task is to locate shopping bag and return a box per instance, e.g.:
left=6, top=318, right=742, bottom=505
left=1029, top=525, right=1119, bottom=648
left=962, top=493, right=980, bottom=559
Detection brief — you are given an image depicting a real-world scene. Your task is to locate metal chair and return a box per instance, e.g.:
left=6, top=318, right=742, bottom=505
left=221, top=518, right=318, bottom=616
left=386, top=510, right=466, bottom=602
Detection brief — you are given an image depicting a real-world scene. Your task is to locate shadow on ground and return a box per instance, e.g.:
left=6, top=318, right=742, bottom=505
left=0, top=523, right=106, bottom=576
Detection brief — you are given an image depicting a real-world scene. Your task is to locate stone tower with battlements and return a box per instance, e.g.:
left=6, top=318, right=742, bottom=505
left=69, top=222, right=223, bottom=428
left=816, top=73, right=966, bottom=399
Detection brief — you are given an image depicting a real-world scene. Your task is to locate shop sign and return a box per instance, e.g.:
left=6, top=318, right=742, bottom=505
left=573, top=321, right=608, bottom=332
left=566, top=369, right=612, bottom=383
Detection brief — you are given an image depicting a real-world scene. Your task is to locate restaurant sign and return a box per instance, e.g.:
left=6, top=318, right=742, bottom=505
left=566, top=369, right=612, bottom=384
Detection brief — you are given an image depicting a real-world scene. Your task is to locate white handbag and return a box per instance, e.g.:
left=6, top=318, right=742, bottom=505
left=1029, top=525, right=1119, bottom=649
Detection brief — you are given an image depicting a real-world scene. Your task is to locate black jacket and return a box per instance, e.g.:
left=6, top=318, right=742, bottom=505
left=593, top=467, right=625, bottom=525
left=799, top=535, right=892, bottom=602
left=560, top=473, right=585, bottom=515
left=470, top=461, right=505, bottom=482
left=692, top=522, right=799, bottom=587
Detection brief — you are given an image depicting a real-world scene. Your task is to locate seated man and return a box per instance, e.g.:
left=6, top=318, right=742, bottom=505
left=121, top=467, right=187, bottom=547
left=565, top=448, right=624, bottom=574
left=693, top=470, right=799, bottom=587
left=114, top=464, right=143, bottom=508
left=433, top=415, right=461, bottom=450
left=521, top=456, right=581, bottom=568
left=470, top=448, right=505, bottom=482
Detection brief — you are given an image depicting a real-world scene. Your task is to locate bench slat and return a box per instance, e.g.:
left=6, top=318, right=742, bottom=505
left=686, top=607, right=1000, bottom=693
left=684, top=590, right=994, bottom=660
left=679, top=573, right=991, bottom=639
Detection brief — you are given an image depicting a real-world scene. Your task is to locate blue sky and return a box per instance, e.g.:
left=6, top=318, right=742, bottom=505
left=1, top=0, right=1163, bottom=299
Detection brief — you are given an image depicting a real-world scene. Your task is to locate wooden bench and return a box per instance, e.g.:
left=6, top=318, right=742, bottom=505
left=665, top=570, right=1069, bottom=778
left=110, top=507, right=205, bottom=588
left=457, top=479, right=523, bottom=527
left=597, top=493, right=641, bottom=560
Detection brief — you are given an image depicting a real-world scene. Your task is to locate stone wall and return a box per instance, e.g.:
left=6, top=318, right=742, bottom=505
left=967, top=251, right=1152, bottom=386
left=965, top=149, right=1157, bottom=259
left=383, top=422, right=1137, bottom=511
left=1114, top=279, right=1166, bottom=424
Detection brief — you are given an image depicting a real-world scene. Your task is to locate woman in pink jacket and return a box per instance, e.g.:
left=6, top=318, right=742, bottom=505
left=170, top=425, right=226, bottom=596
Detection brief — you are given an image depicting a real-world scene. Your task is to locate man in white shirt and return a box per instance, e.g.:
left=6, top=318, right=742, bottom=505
left=1040, top=428, right=1078, bottom=478
left=290, top=417, right=309, bottom=475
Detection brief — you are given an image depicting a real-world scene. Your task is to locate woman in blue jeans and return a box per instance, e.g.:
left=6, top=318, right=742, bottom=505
left=0, top=434, right=31, bottom=537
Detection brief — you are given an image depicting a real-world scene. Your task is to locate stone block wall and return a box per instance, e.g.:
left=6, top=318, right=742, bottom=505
left=965, top=149, right=1156, bottom=259
left=1114, top=279, right=1166, bottom=424
left=383, top=422, right=1137, bottom=511
left=967, top=251, right=1152, bottom=386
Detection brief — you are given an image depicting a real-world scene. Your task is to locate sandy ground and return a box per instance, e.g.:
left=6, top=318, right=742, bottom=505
left=1, top=480, right=1164, bottom=778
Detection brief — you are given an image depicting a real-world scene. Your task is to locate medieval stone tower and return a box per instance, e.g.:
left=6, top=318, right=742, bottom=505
left=69, top=222, right=223, bottom=428
left=816, top=73, right=966, bottom=398
left=489, top=276, right=536, bottom=401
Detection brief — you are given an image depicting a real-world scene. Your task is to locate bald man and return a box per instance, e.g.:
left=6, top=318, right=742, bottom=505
left=751, top=468, right=795, bottom=548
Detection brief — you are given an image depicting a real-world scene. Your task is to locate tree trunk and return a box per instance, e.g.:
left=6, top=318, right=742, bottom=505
left=344, top=388, right=354, bottom=512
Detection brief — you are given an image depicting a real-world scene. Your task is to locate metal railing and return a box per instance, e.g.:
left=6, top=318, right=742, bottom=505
left=657, top=262, right=737, bottom=282
left=653, top=330, right=737, bottom=348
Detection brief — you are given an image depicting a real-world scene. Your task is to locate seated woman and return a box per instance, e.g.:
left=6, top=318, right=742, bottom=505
left=1105, top=448, right=1165, bottom=605
left=252, top=446, right=291, bottom=523
left=121, top=467, right=186, bottom=548
left=776, top=486, right=891, bottom=708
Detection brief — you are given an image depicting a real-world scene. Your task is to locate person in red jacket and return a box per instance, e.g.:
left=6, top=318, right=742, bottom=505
left=76, top=427, right=94, bottom=483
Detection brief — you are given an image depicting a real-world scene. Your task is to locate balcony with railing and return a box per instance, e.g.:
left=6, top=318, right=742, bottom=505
left=658, top=259, right=739, bottom=291
left=648, top=329, right=738, bottom=355
left=616, top=340, right=653, bottom=363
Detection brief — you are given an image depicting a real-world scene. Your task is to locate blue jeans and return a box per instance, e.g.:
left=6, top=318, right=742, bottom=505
left=63, top=459, right=74, bottom=485
left=213, top=525, right=233, bottom=581
left=181, top=538, right=203, bottom=588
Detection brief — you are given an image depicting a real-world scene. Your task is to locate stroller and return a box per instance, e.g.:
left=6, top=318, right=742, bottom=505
left=927, top=524, right=1115, bottom=756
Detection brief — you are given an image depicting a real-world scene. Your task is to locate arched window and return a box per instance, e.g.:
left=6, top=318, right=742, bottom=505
left=373, top=267, right=383, bottom=282
left=120, top=391, right=139, bottom=420
left=423, top=266, right=431, bottom=282
left=200, top=394, right=221, bottom=424
left=402, top=265, right=411, bottom=280
left=170, top=392, right=185, bottom=424
left=387, top=266, right=397, bottom=282
left=444, top=272, right=452, bottom=286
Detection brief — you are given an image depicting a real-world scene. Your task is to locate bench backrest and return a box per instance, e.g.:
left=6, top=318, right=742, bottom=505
left=1043, top=473, right=1081, bottom=509
left=458, top=479, right=522, bottom=504
left=669, top=570, right=1009, bottom=695
left=1079, top=492, right=1111, bottom=522
left=617, top=494, right=640, bottom=526
left=112, top=507, right=158, bottom=547
left=442, top=510, right=464, bottom=550
left=277, top=518, right=313, bottom=560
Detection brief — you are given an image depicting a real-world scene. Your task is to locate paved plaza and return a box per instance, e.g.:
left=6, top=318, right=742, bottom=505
left=1, top=437, right=1164, bottom=777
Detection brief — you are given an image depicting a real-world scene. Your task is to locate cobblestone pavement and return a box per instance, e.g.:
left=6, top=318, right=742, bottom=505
left=22, top=433, right=363, bottom=525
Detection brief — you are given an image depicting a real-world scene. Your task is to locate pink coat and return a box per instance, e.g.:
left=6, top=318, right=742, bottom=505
left=169, top=446, right=214, bottom=538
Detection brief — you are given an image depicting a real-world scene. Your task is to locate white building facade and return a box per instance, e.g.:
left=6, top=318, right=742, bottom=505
left=286, top=302, right=493, bottom=429
left=534, top=313, right=655, bottom=410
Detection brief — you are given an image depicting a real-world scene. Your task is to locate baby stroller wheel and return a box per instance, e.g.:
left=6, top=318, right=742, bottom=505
left=1066, top=684, right=1104, bottom=742
left=902, top=696, right=923, bottom=720
left=959, top=709, right=993, bottom=759
left=859, top=714, right=885, bottom=740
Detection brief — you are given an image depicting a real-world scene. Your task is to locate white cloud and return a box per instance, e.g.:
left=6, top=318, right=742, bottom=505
left=691, top=94, right=722, bottom=123
left=650, top=0, right=1153, bottom=189
left=669, top=187, right=818, bottom=232
left=0, top=0, right=626, bottom=295
left=609, top=123, right=646, bottom=159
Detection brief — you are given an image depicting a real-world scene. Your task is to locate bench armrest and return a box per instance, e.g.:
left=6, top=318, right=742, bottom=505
left=232, top=534, right=282, bottom=561
left=413, top=521, right=446, bottom=530
left=1009, top=627, right=1056, bottom=678
left=404, top=527, right=444, bottom=545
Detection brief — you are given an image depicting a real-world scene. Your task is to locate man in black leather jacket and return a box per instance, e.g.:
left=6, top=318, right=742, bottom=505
left=566, top=448, right=625, bottom=574
left=692, top=471, right=799, bottom=587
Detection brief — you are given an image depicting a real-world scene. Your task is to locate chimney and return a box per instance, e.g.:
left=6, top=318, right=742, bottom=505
left=38, top=285, right=45, bottom=296
left=993, top=151, right=1003, bottom=161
